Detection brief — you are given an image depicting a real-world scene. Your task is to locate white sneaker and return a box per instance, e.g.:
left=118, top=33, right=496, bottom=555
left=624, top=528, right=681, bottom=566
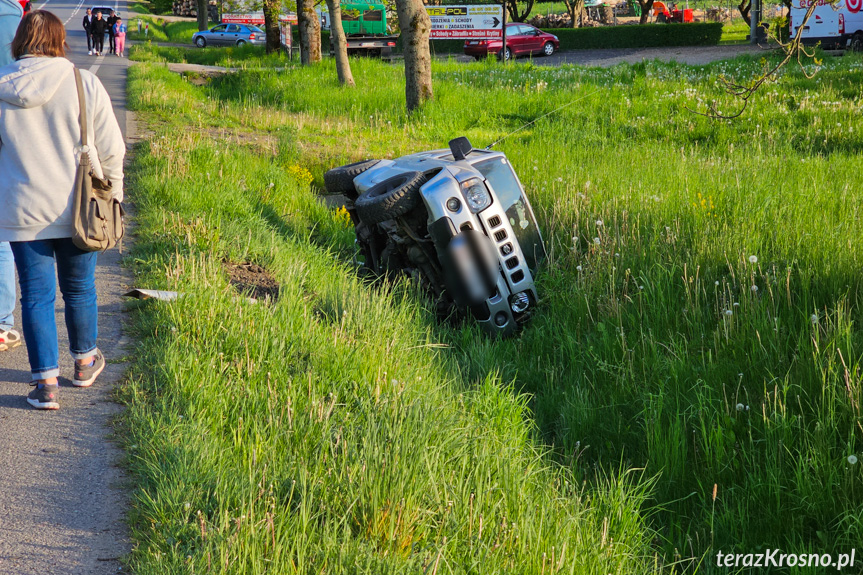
left=88, top=50, right=93, bottom=55
left=0, top=328, right=22, bottom=352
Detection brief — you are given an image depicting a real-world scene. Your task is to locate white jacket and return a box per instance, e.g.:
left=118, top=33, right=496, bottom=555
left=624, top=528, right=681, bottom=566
left=0, top=56, right=125, bottom=242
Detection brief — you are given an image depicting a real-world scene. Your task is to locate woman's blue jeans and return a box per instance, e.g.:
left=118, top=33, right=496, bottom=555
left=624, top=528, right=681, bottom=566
left=10, top=239, right=99, bottom=381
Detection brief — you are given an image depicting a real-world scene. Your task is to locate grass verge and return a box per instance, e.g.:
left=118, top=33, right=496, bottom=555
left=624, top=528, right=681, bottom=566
left=122, top=49, right=863, bottom=572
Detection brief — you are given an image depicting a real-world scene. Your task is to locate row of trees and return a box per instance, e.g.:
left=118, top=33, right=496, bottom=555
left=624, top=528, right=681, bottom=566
left=252, top=0, right=433, bottom=112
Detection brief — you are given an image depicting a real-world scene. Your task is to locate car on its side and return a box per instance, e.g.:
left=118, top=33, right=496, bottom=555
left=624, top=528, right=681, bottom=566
left=193, top=23, right=266, bottom=47
left=324, top=137, right=546, bottom=338
left=464, top=22, right=559, bottom=61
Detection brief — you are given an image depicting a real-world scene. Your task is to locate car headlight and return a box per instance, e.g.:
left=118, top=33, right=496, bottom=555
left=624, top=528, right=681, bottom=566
left=460, top=178, right=492, bottom=213
left=509, top=292, right=530, bottom=313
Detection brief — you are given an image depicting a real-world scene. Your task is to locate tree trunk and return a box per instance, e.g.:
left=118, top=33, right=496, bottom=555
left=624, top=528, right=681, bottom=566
left=262, top=0, right=281, bottom=53
left=564, top=0, right=584, bottom=27
left=394, top=0, right=433, bottom=113
left=506, top=0, right=536, bottom=22
left=196, top=0, right=208, bottom=31
left=325, top=0, right=355, bottom=86
left=738, top=0, right=751, bottom=25
left=637, top=0, right=654, bottom=23
left=296, top=0, right=322, bottom=64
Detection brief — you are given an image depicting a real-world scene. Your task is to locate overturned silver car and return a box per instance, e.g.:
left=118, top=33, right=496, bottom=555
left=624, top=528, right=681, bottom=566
left=324, top=138, right=546, bottom=337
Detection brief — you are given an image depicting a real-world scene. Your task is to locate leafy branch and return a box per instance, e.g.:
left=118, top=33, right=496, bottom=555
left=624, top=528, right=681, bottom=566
left=687, top=0, right=825, bottom=119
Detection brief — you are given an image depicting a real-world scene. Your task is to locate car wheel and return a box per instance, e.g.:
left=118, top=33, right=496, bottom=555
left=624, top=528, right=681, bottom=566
left=498, top=46, right=512, bottom=61
left=324, top=159, right=381, bottom=200
left=236, top=39, right=247, bottom=46
left=543, top=42, right=554, bottom=56
left=852, top=32, right=863, bottom=52
left=195, top=36, right=206, bottom=48
left=355, top=171, right=427, bottom=224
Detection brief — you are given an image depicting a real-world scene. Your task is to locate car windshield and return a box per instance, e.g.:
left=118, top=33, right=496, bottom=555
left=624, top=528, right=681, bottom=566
left=248, top=25, right=264, bottom=32
left=474, top=157, right=545, bottom=270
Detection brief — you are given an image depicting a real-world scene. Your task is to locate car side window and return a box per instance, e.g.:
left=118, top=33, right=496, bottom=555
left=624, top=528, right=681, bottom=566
left=226, top=24, right=240, bottom=33
left=211, top=24, right=227, bottom=32
left=515, top=25, right=530, bottom=35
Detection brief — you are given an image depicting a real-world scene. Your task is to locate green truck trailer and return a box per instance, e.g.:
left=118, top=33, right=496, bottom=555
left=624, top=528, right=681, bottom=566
left=322, top=2, right=399, bottom=58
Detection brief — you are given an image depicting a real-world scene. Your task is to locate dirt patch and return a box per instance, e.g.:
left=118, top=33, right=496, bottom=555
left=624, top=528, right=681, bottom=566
left=224, top=261, right=280, bottom=301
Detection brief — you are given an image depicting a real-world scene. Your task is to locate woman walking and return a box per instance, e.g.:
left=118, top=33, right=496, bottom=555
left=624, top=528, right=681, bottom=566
left=0, top=10, right=125, bottom=410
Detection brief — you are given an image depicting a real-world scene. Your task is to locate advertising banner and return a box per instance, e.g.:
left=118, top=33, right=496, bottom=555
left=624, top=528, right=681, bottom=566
left=426, top=5, right=504, bottom=39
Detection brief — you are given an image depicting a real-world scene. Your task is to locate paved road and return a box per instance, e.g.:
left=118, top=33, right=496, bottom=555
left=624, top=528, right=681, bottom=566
left=0, top=0, right=135, bottom=572
left=444, top=43, right=769, bottom=67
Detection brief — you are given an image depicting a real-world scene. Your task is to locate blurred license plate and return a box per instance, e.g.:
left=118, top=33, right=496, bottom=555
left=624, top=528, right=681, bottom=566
left=468, top=41, right=479, bottom=44
left=360, top=42, right=375, bottom=46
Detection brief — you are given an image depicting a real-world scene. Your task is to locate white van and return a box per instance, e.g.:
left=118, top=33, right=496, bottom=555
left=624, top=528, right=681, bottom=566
left=790, top=0, right=863, bottom=49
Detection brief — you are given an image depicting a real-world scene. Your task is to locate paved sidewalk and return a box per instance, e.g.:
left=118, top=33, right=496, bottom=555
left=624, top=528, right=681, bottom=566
left=0, top=242, right=133, bottom=574
left=0, top=99, right=138, bottom=575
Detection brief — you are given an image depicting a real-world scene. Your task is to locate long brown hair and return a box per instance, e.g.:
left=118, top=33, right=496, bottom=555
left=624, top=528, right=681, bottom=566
left=11, top=10, right=68, bottom=60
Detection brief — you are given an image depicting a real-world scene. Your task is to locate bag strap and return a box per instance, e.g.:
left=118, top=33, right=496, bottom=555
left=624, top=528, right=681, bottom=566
left=74, top=67, right=88, bottom=149
left=73, top=68, right=106, bottom=180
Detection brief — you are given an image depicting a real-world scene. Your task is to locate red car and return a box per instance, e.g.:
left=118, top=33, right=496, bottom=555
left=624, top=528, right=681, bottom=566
left=18, top=0, right=31, bottom=13
left=464, top=23, right=559, bottom=61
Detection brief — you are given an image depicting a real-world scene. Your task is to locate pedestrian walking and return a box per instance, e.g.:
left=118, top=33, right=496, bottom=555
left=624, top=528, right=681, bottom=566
left=91, top=10, right=106, bottom=55
left=82, top=7, right=94, bottom=54
left=106, top=9, right=117, bottom=54
left=0, top=10, right=125, bottom=409
left=0, top=0, right=24, bottom=354
left=113, top=15, right=126, bottom=56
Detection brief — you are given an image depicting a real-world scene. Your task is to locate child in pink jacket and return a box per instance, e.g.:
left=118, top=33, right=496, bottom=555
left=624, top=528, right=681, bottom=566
left=113, top=16, right=126, bottom=56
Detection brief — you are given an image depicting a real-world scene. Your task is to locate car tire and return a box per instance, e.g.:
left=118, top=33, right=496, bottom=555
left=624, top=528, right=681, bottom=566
left=355, top=171, right=427, bottom=225
left=852, top=32, right=863, bottom=52
left=543, top=42, right=554, bottom=56
left=236, top=39, right=246, bottom=46
left=195, top=36, right=206, bottom=48
left=324, top=159, right=381, bottom=200
left=498, top=46, right=512, bottom=61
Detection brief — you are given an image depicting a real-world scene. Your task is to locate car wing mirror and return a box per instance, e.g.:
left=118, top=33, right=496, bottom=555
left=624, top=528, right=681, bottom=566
left=449, top=137, right=473, bottom=161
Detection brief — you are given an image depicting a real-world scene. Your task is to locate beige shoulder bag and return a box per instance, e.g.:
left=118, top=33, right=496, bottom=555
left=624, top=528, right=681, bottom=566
left=71, top=67, right=125, bottom=252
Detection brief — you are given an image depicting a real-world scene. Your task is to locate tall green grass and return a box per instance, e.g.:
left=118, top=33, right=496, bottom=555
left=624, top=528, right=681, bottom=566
left=123, top=50, right=863, bottom=572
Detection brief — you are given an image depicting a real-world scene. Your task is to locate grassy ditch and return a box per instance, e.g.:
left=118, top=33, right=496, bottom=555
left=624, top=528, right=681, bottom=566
left=122, top=63, right=659, bottom=573
left=123, top=52, right=863, bottom=572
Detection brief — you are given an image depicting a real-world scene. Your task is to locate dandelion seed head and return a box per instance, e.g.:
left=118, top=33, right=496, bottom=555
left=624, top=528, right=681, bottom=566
left=736, top=403, right=744, bottom=411
left=593, top=237, right=600, bottom=245
left=576, top=265, right=583, bottom=271
left=749, top=255, right=758, bottom=263
left=715, top=281, right=720, bottom=286
left=596, top=219, right=604, bottom=227
left=725, top=309, right=733, bottom=316
left=848, top=455, right=858, bottom=465
left=751, top=285, right=759, bottom=292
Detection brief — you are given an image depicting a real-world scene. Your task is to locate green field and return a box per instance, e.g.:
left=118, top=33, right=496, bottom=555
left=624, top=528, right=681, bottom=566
left=121, top=47, right=863, bottom=573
